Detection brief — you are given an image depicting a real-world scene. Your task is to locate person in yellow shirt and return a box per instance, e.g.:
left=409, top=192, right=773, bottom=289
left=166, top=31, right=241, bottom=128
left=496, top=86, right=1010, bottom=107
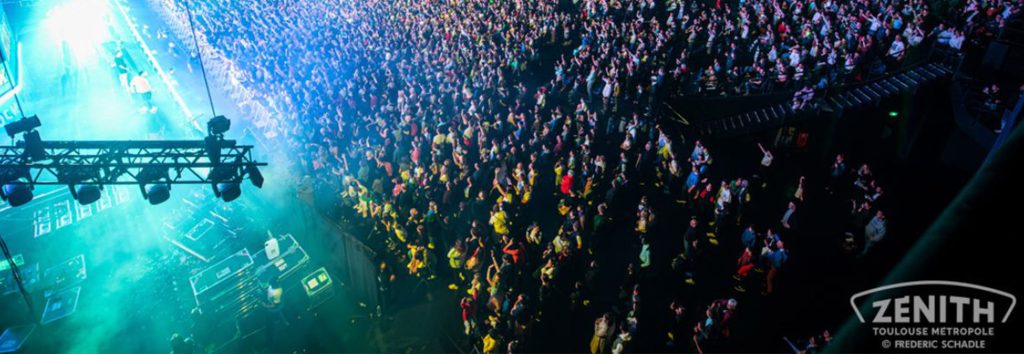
left=468, top=273, right=482, bottom=298
left=482, top=330, right=499, bottom=353
left=553, top=161, right=564, bottom=188
left=489, top=204, right=509, bottom=237
left=582, top=176, right=595, bottom=200
left=407, top=243, right=427, bottom=276
left=636, top=209, right=653, bottom=235
left=519, top=184, right=532, bottom=205
left=447, top=240, right=464, bottom=269
left=432, top=130, right=446, bottom=147
left=495, top=182, right=514, bottom=205
left=540, top=259, right=557, bottom=285
left=557, top=199, right=572, bottom=216
left=394, top=222, right=407, bottom=243
left=658, top=133, right=674, bottom=161
left=445, top=129, right=456, bottom=146
left=528, top=164, right=537, bottom=186
left=526, top=223, right=542, bottom=245
left=355, top=185, right=371, bottom=218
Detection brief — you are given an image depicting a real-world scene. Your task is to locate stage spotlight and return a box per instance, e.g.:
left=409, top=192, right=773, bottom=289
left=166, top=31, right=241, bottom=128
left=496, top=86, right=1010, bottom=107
left=1, top=183, right=33, bottom=207
left=138, top=166, right=170, bottom=204
left=58, top=166, right=101, bottom=205
left=145, top=184, right=171, bottom=205
left=70, top=185, right=102, bottom=206
left=3, top=115, right=41, bottom=138
left=247, top=165, right=264, bottom=188
left=208, top=164, right=241, bottom=202
left=0, top=168, right=32, bottom=207
left=214, top=182, right=241, bottom=202
left=207, top=116, right=231, bottom=136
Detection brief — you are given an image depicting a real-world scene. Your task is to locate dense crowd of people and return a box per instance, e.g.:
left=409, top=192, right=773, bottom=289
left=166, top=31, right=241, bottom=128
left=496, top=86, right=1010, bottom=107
left=145, top=0, right=1018, bottom=351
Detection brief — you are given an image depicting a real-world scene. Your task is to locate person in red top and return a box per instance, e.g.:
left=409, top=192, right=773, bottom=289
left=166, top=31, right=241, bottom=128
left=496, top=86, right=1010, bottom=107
left=460, top=296, right=476, bottom=335
left=502, top=236, right=523, bottom=265
left=411, top=142, right=422, bottom=164
left=392, top=178, right=406, bottom=197
left=409, top=120, right=419, bottom=137
left=377, top=156, right=393, bottom=178
left=697, top=183, right=716, bottom=205
left=696, top=183, right=717, bottom=219
left=561, top=169, right=575, bottom=196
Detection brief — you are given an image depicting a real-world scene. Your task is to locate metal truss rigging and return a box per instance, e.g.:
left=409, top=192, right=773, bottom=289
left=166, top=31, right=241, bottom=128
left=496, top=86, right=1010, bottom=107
left=0, top=139, right=265, bottom=186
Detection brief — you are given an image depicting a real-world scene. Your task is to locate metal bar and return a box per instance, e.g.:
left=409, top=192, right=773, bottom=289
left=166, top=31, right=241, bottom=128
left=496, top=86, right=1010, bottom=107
left=11, top=140, right=243, bottom=148
left=1, top=137, right=266, bottom=191
left=10, top=180, right=250, bottom=185
left=2, top=163, right=265, bottom=169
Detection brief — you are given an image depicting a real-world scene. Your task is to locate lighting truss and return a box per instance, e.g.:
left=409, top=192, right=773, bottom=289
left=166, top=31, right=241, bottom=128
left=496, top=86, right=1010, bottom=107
left=0, top=139, right=266, bottom=186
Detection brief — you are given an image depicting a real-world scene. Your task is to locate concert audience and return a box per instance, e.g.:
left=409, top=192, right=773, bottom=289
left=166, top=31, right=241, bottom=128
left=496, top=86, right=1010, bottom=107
left=141, top=0, right=1019, bottom=351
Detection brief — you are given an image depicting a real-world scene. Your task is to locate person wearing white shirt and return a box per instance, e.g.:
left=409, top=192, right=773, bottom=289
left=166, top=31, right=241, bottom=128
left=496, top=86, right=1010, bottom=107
left=949, top=30, right=965, bottom=51
left=936, top=25, right=953, bottom=46
left=129, top=70, right=156, bottom=113
left=759, top=143, right=773, bottom=169
left=868, top=15, right=882, bottom=34
left=844, top=53, right=858, bottom=72
left=906, top=26, right=924, bottom=46
left=716, top=181, right=732, bottom=210
left=789, top=47, right=801, bottom=67
left=888, top=35, right=906, bottom=60
left=781, top=201, right=797, bottom=229
left=601, top=77, right=613, bottom=99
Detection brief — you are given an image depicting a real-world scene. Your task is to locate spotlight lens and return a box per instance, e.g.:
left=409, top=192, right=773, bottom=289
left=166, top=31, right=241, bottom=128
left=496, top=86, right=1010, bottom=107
left=216, top=183, right=241, bottom=202
left=2, top=184, right=34, bottom=207
left=146, top=184, right=171, bottom=205
left=75, top=185, right=103, bottom=205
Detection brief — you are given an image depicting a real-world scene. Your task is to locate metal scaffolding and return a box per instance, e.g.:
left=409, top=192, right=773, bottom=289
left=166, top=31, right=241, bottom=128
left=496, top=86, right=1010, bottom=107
left=0, top=139, right=266, bottom=186
left=0, top=134, right=268, bottom=321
